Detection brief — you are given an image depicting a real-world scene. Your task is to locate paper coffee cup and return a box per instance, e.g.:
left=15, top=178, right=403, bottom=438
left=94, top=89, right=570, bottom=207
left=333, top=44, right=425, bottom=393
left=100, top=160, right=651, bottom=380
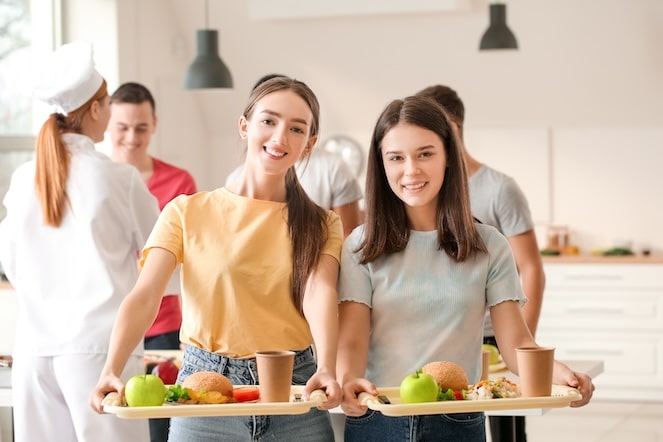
left=255, top=350, right=295, bottom=402
left=515, top=347, right=555, bottom=397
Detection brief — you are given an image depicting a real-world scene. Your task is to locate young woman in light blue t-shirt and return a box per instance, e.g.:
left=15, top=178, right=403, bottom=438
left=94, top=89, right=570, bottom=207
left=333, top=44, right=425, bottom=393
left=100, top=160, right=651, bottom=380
left=336, top=95, right=595, bottom=442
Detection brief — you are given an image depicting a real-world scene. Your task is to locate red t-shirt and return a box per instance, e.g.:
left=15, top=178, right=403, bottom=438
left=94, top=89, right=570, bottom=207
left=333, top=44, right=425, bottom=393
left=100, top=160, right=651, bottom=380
left=145, top=157, right=197, bottom=337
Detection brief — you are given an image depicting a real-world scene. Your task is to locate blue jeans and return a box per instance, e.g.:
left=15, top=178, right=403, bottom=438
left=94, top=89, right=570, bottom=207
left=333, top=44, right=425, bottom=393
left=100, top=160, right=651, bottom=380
left=345, top=409, right=485, bottom=442
left=168, top=345, right=334, bottom=442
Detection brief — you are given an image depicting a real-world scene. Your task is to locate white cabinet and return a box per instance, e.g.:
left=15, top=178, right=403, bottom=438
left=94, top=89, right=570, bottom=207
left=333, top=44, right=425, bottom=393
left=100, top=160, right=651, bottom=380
left=537, top=262, right=663, bottom=401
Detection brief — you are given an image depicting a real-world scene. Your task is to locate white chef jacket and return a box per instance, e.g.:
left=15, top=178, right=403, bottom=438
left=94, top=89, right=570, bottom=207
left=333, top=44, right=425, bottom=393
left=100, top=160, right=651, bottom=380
left=0, top=133, right=160, bottom=357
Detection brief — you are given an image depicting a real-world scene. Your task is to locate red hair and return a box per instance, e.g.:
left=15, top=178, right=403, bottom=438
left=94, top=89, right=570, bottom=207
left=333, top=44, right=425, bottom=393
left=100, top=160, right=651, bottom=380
left=34, top=80, right=108, bottom=226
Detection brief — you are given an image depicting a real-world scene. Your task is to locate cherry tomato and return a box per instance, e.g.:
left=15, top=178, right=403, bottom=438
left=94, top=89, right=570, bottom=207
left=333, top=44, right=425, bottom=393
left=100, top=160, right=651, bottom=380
left=233, top=386, right=260, bottom=402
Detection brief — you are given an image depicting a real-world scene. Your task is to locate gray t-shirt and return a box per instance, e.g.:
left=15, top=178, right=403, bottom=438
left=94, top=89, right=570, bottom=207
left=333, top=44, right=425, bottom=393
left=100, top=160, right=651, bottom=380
left=469, top=165, right=534, bottom=337
left=338, top=224, right=525, bottom=386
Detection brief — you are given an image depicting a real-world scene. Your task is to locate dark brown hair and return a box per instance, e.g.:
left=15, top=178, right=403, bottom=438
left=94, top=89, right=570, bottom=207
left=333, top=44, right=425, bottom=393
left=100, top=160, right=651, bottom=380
left=34, top=80, right=109, bottom=226
left=243, top=76, right=328, bottom=315
left=110, top=82, right=156, bottom=113
left=357, top=95, right=486, bottom=263
left=416, top=85, right=465, bottom=139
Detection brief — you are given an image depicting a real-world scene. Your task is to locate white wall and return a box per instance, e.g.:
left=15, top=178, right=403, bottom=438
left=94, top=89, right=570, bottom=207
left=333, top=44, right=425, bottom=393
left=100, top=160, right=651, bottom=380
left=92, top=0, right=663, bottom=252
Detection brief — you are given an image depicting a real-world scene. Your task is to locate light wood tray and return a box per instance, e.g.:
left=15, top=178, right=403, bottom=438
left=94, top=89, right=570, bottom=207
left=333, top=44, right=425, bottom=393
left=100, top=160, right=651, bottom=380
left=103, top=386, right=326, bottom=419
left=360, top=385, right=581, bottom=416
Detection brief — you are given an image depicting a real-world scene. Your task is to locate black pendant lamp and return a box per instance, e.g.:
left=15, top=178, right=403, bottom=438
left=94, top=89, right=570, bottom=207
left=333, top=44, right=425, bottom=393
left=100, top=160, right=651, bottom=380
left=479, top=2, right=518, bottom=51
left=184, top=0, right=233, bottom=89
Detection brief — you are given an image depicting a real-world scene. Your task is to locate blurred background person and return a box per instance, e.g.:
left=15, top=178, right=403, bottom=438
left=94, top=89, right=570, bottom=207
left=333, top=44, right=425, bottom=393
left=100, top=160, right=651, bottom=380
left=108, top=81, right=197, bottom=442
left=417, top=84, right=545, bottom=442
left=226, top=73, right=363, bottom=237
left=0, top=42, right=157, bottom=442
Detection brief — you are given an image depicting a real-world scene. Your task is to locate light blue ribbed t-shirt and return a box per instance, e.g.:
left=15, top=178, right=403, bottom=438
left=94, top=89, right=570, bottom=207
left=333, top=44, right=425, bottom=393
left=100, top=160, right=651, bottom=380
left=338, top=223, right=525, bottom=386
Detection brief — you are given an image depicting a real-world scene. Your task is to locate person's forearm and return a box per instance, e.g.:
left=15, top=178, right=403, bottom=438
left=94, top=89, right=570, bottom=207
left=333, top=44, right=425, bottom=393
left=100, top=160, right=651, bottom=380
left=336, top=303, right=371, bottom=384
left=520, top=265, right=545, bottom=336
left=303, top=289, right=338, bottom=375
left=102, top=249, right=174, bottom=376
left=103, top=291, right=160, bottom=376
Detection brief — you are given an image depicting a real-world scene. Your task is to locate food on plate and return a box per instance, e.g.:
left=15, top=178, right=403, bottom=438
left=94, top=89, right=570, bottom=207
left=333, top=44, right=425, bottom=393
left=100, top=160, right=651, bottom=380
left=181, top=371, right=235, bottom=404
left=165, top=384, right=191, bottom=403
left=421, top=361, right=469, bottom=392
left=151, top=360, right=179, bottom=385
left=467, top=377, right=520, bottom=399
left=399, top=370, right=440, bottom=403
left=124, top=374, right=167, bottom=407
left=233, top=386, right=261, bottom=402
left=482, top=344, right=501, bottom=365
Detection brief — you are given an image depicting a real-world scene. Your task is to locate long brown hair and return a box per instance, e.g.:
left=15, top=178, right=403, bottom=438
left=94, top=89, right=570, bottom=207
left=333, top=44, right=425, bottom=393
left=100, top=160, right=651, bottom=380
left=358, top=95, right=486, bottom=264
left=242, top=77, right=328, bottom=315
left=34, top=80, right=108, bottom=227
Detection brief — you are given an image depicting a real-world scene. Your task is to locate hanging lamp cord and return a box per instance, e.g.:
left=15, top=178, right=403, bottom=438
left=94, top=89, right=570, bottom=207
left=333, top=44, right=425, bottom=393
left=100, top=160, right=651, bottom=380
left=204, top=0, right=209, bottom=29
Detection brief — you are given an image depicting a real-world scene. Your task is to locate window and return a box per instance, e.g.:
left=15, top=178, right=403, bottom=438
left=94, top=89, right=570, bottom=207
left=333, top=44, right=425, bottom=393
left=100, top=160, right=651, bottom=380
left=0, top=0, right=58, bottom=217
left=1, top=0, right=58, bottom=143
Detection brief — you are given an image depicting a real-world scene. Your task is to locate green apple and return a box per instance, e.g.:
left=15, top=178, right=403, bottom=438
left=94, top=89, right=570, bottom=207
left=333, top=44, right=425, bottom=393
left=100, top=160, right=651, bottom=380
left=124, top=374, right=167, bottom=407
left=399, top=370, right=439, bottom=403
left=482, top=344, right=501, bottom=365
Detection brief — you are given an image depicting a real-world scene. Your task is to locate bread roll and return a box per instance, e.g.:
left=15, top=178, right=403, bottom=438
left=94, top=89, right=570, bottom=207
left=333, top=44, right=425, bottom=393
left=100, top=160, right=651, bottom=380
left=182, top=371, right=234, bottom=404
left=422, top=361, right=469, bottom=392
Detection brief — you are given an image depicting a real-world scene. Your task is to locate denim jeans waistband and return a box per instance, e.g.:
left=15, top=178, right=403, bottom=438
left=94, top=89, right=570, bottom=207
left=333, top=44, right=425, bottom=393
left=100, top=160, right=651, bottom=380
left=182, top=345, right=315, bottom=369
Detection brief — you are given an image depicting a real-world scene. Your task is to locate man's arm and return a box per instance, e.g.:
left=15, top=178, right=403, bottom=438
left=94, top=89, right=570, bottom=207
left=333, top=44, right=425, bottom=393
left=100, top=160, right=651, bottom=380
left=508, top=229, right=545, bottom=336
left=332, top=200, right=362, bottom=238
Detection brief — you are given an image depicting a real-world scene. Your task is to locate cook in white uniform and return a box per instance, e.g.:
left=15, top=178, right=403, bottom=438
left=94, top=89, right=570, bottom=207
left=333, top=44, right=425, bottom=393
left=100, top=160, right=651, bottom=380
left=0, top=42, right=158, bottom=442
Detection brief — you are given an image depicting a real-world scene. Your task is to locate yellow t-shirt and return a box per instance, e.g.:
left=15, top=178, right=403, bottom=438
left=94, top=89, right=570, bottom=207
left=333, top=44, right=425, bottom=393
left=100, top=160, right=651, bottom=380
left=141, top=187, right=343, bottom=358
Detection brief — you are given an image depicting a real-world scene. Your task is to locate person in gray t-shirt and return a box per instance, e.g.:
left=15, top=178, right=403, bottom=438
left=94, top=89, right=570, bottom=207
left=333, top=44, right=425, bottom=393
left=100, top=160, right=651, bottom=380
left=417, top=84, right=545, bottom=442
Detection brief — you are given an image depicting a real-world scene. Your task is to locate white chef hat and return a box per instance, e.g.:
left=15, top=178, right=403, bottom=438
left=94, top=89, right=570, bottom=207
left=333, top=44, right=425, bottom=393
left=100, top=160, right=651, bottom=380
left=33, top=41, right=104, bottom=114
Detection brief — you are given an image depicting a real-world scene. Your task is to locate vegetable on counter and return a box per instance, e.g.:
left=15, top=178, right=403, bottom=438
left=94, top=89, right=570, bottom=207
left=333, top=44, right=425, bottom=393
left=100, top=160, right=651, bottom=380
left=602, top=247, right=634, bottom=256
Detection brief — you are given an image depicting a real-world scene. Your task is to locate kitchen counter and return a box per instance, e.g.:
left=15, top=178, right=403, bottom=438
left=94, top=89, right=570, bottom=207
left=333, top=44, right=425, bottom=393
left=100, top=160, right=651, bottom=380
left=542, top=254, right=663, bottom=264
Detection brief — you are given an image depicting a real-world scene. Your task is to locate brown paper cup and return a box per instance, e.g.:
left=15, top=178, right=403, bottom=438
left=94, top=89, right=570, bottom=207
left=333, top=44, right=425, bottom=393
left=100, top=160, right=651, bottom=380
left=481, top=349, right=491, bottom=380
left=255, top=350, right=295, bottom=402
left=515, top=346, right=555, bottom=397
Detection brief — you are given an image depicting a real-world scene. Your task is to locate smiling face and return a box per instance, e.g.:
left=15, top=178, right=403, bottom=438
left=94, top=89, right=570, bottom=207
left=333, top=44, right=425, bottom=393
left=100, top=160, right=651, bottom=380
left=108, top=101, right=156, bottom=160
left=381, top=122, right=447, bottom=230
left=239, top=89, right=317, bottom=178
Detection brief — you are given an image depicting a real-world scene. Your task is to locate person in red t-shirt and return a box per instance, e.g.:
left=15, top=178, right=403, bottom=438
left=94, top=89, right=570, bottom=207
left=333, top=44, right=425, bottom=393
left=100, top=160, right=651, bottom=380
left=108, top=82, right=197, bottom=442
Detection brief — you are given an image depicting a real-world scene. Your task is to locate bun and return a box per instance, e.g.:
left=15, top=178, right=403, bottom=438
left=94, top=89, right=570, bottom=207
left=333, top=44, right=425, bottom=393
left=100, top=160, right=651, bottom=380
left=422, top=361, right=469, bottom=392
left=182, top=371, right=234, bottom=404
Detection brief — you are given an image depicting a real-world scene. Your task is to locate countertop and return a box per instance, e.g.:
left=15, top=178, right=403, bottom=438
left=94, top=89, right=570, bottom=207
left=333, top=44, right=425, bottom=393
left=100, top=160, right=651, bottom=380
left=542, top=254, right=663, bottom=264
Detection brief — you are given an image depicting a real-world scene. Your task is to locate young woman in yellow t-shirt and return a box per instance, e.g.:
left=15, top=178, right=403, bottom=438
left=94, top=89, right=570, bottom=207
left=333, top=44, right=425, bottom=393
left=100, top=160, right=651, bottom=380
left=90, top=77, right=343, bottom=441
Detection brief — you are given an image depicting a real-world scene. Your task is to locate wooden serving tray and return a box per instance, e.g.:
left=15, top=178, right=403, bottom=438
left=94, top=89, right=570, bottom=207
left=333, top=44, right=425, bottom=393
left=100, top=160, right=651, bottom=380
left=103, top=386, right=326, bottom=419
left=360, top=385, right=581, bottom=416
